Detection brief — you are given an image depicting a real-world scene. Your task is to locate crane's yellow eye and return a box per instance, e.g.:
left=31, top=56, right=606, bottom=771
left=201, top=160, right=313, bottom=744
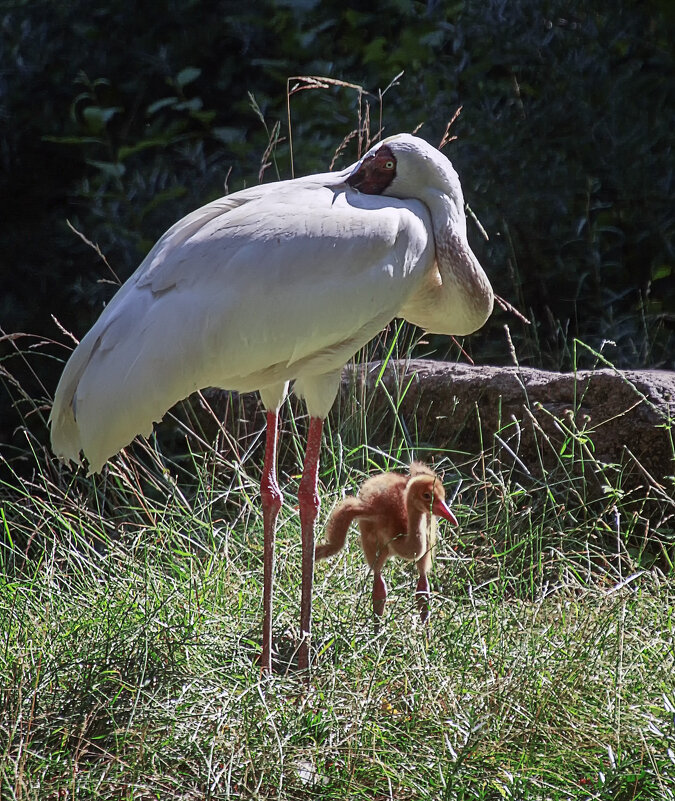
left=384, top=160, right=395, bottom=169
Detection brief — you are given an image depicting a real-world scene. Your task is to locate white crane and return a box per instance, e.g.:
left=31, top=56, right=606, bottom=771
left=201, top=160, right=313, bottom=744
left=50, top=133, right=494, bottom=673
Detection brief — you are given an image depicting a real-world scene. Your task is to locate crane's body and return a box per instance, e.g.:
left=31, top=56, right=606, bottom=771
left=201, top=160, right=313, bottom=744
left=51, top=179, right=434, bottom=472
left=50, top=134, right=494, bottom=672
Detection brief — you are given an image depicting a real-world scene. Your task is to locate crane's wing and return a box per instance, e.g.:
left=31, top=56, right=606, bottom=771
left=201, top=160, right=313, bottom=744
left=50, top=175, right=434, bottom=472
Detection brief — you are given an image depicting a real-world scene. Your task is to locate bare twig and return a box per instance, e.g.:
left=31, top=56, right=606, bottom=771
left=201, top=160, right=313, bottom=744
left=378, top=70, right=404, bottom=136
left=258, top=121, right=283, bottom=183
left=286, top=76, right=373, bottom=177
left=329, top=130, right=359, bottom=171
left=465, top=204, right=489, bottom=242
left=451, top=336, right=476, bottom=365
left=51, top=315, right=80, bottom=346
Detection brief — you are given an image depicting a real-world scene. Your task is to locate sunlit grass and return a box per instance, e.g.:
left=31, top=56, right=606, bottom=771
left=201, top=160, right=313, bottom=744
left=2, top=338, right=675, bottom=800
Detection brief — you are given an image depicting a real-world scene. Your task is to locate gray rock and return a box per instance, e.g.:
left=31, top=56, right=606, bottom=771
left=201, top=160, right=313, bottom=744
left=339, top=360, right=675, bottom=486
left=196, top=361, right=674, bottom=494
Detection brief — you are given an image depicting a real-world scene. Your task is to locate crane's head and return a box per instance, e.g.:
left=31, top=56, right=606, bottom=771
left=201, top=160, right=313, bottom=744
left=346, top=133, right=492, bottom=337
left=346, top=134, right=465, bottom=217
left=406, top=467, right=458, bottom=525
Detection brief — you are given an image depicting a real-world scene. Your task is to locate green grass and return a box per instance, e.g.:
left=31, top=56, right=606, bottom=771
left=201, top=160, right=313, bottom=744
left=1, top=339, right=675, bottom=799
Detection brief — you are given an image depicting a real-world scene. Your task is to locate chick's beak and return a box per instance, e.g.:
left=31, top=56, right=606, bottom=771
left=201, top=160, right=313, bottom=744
left=432, top=497, right=458, bottom=526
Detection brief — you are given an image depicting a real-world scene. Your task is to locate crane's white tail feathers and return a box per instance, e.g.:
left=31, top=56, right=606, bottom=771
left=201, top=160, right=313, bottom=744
left=48, top=312, right=158, bottom=474
left=49, top=329, right=102, bottom=469
left=315, top=496, right=365, bottom=560
left=50, top=410, right=82, bottom=467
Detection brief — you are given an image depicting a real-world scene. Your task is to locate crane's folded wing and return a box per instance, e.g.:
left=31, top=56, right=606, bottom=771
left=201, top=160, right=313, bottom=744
left=50, top=180, right=434, bottom=472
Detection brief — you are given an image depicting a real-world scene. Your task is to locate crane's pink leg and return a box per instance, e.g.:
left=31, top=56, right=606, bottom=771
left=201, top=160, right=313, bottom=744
left=297, top=415, right=323, bottom=671
left=364, top=541, right=388, bottom=621
left=260, top=410, right=283, bottom=673
left=373, top=572, right=387, bottom=617
left=416, top=574, right=431, bottom=624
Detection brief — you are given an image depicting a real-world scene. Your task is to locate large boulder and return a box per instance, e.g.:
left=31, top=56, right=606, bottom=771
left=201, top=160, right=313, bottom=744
left=339, top=360, right=675, bottom=484
left=196, top=361, right=674, bottom=492
left=341, top=360, right=675, bottom=492
left=190, top=361, right=674, bottom=542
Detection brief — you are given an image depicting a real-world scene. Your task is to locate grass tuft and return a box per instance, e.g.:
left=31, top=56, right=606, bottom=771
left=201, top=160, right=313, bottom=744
left=2, top=329, right=675, bottom=799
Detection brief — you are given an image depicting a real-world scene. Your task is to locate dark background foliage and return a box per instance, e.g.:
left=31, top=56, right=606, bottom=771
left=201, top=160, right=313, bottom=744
left=1, top=0, right=674, bottom=450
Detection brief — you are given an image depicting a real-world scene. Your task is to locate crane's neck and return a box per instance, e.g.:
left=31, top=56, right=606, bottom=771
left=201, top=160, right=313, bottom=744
left=399, top=188, right=494, bottom=336
left=403, top=498, right=431, bottom=560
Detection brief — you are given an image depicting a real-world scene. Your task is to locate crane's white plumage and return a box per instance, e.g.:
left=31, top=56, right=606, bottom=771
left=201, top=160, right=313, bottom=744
left=50, top=133, right=494, bottom=672
left=50, top=134, right=493, bottom=473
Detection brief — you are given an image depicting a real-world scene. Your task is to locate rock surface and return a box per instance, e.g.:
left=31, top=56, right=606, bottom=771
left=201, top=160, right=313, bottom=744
left=196, top=360, right=674, bottom=491
left=338, top=360, right=675, bottom=483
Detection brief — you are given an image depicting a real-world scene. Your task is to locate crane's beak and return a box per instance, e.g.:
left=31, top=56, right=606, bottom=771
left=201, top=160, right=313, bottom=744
left=432, top=496, right=458, bottom=526
left=345, top=152, right=374, bottom=191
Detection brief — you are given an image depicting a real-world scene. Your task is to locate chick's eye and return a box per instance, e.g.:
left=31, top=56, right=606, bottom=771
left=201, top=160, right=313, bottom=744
left=422, top=492, right=432, bottom=501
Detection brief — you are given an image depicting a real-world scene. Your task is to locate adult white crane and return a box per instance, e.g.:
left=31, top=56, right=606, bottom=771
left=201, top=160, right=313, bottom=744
left=50, top=133, right=494, bottom=673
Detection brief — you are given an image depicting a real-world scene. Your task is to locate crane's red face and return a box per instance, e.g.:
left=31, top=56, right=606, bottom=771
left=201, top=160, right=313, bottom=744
left=346, top=145, right=397, bottom=194
left=415, top=479, right=459, bottom=526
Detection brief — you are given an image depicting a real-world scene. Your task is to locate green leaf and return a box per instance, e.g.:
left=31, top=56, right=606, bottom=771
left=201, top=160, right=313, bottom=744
left=82, top=105, right=123, bottom=134
left=42, top=135, right=103, bottom=145
left=174, top=98, right=203, bottom=112
left=175, top=66, right=201, bottom=88
left=651, top=264, right=672, bottom=281
left=146, top=97, right=179, bottom=116
left=117, top=137, right=175, bottom=161
left=212, top=127, right=246, bottom=144
left=190, top=110, right=216, bottom=125
left=139, top=185, right=188, bottom=219
left=363, top=36, right=388, bottom=65
left=85, top=159, right=126, bottom=178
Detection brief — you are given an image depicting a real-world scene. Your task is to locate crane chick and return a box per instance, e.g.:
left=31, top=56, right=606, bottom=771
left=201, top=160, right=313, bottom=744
left=315, top=463, right=457, bottom=621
